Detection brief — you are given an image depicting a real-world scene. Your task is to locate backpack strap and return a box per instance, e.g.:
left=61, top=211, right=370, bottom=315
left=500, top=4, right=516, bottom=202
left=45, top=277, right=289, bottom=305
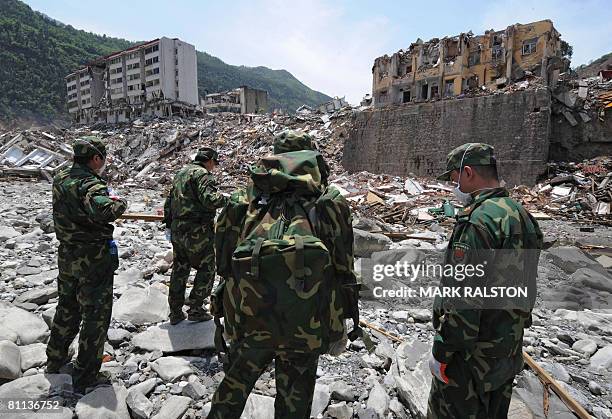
left=295, top=235, right=305, bottom=292
left=247, top=237, right=265, bottom=281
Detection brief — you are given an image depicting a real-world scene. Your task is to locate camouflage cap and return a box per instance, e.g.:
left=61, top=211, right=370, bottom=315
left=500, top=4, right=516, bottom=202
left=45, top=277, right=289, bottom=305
left=73, top=136, right=107, bottom=158
left=273, top=130, right=313, bottom=154
left=194, top=147, right=219, bottom=163
left=437, top=143, right=497, bottom=181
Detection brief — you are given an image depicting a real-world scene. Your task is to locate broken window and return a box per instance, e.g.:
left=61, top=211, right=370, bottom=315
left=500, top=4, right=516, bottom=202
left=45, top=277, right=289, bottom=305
left=465, top=75, right=479, bottom=89
left=406, top=64, right=413, bottom=74
left=522, top=38, right=537, bottom=55
left=468, top=51, right=481, bottom=66
left=444, top=80, right=454, bottom=97
left=402, top=91, right=411, bottom=103
left=492, top=46, right=504, bottom=61
left=445, top=40, right=459, bottom=62
left=430, top=85, right=439, bottom=98
left=421, top=84, right=428, bottom=99
left=491, top=35, right=502, bottom=47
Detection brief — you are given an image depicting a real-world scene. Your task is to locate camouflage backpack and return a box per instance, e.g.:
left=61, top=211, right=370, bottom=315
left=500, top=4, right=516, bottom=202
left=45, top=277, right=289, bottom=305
left=213, top=149, right=363, bottom=357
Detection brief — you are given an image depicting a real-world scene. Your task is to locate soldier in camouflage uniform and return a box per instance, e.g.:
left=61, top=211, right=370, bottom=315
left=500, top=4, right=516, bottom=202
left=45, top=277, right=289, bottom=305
left=427, top=143, right=543, bottom=418
left=208, top=131, right=357, bottom=419
left=163, top=148, right=227, bottom=324
left=46, top=136, right=127, bottom=393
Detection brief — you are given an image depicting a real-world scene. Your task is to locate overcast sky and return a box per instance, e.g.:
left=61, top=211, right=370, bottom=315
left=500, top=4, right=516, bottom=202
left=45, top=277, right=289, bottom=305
left=24, top=0, right=612, bottom=104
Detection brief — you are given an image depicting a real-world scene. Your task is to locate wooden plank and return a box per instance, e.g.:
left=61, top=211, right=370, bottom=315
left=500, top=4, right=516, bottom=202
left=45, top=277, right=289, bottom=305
left=522, top=352, right=591, bottom=419
left=119, top=213, right=164, bottom=222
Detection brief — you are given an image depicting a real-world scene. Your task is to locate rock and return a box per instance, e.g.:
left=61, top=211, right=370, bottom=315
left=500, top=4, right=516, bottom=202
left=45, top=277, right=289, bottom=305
left=129, top=378, right=158, bottom=397
left=112, top=285, right=170, bottom=325
left=391, top=310, right=409, bottom=322
left=0, top=340, right=22, bottom=379
left=353, top=228, right=392, bottom=257
left=552, top=309, right=612, bottom=336
left=75, top=383, right=130, bottom=419
left=23, top=269, right=58, bottom=286
left=42, top=305, right=57, bottom=327
left=507, top=398, right=534, bottom=419
left=19, top=343, right=47, bottom=371
left=151, top=395, right=190, bottom=419
left=107, top=328, right=132, bottom=346
left=572, top=339, right=598, bottom=356
left=151, top=356, right=195, bottom=382
left=14, top=287, right=58, bottom=305
left=132, top=320, right=215, bottom=352
left=514, top=371, right=578, bottom=418
left=114, top=269, right=145, bottom=292
left=541, top=362, right=570, bottom=383
left=182, top=380, right=207, bottom=400
left=596, top=254, right=612, bottom=269
left=327, top=401, right=353, bottom=419
left=406, top=308, right=431, bottom=323
left=367, top=382, right=389, bottom=417
left=0, top=373, right=72, bottom=399
left=391, top=338, right=432, bottom=419
left=241, top=393, right=275, bottom=419
left=362, top=353, right=384, bottom=369
left=590, top=345, right=612, bottom=370
left=588, top=380, right=604, bottom=396
left=126, top=389, right=154, bottom=419
left=0, top=226, right=20, bottom=242
left=310, top=383, right=331, bottom=418
left=329, top=380, right=356, bottom=401
left=592, top=406, right=612, bottom=419
left=548, top=247, right=606, bottom=274
left=16, top=266, right=42, bottom=276
left=0, top=302, right=49, bottom=344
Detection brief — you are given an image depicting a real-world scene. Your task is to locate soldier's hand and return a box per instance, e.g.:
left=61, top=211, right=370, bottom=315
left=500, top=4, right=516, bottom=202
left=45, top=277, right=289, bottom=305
left=428, top=355, right=449, bottom=384
left=107, top=187, right=121, bottom=201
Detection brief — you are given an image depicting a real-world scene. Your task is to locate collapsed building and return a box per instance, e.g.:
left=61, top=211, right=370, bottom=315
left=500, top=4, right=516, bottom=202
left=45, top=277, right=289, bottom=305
left=65, top=37, right=199, bottom=124
left=372, top=19, right=567, bottom=105
left=345, top=20, right=611, bottom=186
left=202, top=86, right=268, bottom=114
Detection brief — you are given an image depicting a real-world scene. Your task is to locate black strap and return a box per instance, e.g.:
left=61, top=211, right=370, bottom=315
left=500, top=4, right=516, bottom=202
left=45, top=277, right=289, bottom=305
left=213, top=316, right=231, bottom=370
left=250, top=238, right=264, bottom=280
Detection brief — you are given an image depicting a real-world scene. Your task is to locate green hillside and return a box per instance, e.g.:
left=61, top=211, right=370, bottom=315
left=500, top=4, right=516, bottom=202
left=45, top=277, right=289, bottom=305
left=0, top=0, right=331, bottom=122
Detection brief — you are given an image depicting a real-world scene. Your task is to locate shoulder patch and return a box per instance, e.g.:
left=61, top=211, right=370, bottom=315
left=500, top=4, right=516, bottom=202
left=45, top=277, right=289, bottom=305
left=452, top=242, right=470, bottom=263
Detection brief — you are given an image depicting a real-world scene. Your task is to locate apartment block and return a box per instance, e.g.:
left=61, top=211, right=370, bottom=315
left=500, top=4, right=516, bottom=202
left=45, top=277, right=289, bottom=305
left=372, top=20, right=568, bottom=106
left=65, top=37, right=198, bottom=123
left=203, top=86, right=268, bottom=114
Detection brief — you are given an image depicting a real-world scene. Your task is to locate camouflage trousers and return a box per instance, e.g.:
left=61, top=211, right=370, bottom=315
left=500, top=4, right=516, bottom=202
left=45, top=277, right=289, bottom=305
left=427, top=356, right=514, bottom=419
left=46, top=241, right=118, bottom=389
left=208, top=345, right=319, bottom=419
left=169, top=221, right=215, bottom=314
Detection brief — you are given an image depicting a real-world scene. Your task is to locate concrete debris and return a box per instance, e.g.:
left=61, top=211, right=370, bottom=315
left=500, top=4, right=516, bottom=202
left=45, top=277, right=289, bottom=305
left=512, top=156, right=612, bottom=224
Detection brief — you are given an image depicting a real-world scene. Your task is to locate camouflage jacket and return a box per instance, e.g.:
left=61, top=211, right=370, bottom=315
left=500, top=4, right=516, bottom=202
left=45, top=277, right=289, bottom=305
left=163, top=162, right=227, bottom=227
left=432, top=188, right=543, bottom=367
left=52, top=163, right=127, bottom=245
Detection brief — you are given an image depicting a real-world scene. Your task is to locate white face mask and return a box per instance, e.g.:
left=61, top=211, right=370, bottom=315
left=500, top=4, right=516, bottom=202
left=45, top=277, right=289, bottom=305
left=453, top=146, right=473, bottom=205
left=96, top=162, right=106, bottom=176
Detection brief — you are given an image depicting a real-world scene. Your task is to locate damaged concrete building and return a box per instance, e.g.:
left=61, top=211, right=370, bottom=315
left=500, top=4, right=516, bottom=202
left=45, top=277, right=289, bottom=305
left=65, top=37, right=199, bottom=124
left=203, top=86, right=268, bottom=114
left=345, top=19, right=612, bottom=186
left=372, top=19, right=566, bottom=105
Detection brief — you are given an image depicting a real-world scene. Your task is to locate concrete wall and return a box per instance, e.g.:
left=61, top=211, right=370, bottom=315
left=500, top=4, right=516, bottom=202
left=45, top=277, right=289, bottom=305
left=343, top=88, right=552, bottom=186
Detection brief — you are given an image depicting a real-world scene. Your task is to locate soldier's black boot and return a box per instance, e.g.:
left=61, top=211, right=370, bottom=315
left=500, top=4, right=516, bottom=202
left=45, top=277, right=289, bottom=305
left=187, top=307, right=213, bottom=322
left=170, top=310, right=186, bottom=325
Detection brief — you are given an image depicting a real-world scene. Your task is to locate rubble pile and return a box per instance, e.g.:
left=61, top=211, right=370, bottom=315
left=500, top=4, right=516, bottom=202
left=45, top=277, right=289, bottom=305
left=0, top=129, right=72, bottom=181
left=0, top=109, right=355, bottom=191
left=554, top=76, right=612, bottom=125
left=0, top=182, right=611, bottom=418
left=512, top=157, right=612, bottom=224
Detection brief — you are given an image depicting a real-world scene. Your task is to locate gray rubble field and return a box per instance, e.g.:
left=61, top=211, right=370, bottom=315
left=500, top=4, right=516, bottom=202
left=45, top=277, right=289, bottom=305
left=1, top=122, right=612, bottom=419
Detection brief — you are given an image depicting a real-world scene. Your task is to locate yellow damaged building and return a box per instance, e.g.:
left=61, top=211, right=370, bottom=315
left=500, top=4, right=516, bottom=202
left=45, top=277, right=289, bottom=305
left=372, top=20, right=568, bottom=106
